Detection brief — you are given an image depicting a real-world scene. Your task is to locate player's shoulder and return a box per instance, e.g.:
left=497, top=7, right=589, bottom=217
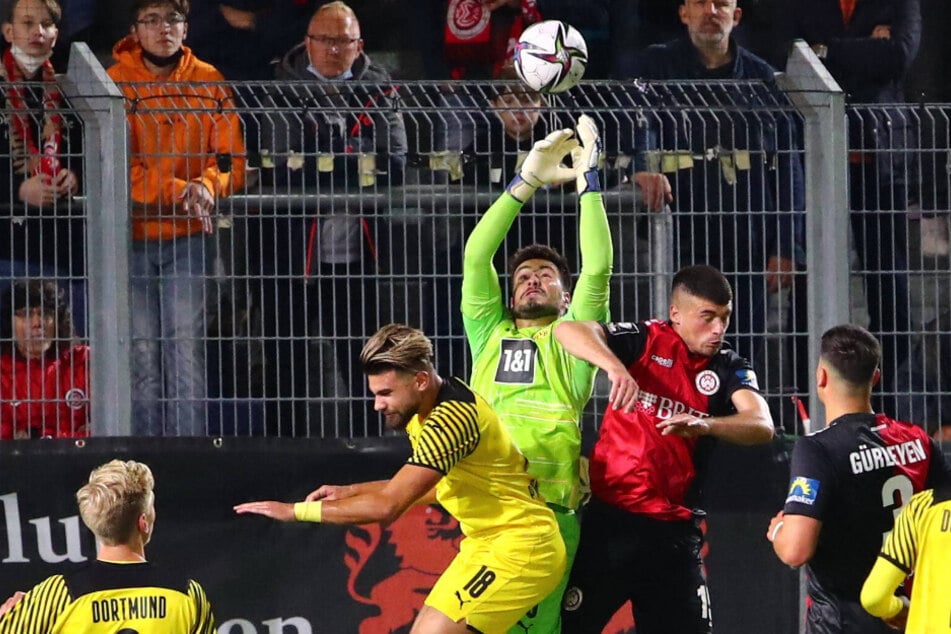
left=438, top=377, right=478, bottom=407
left=65, top=561, right=194, bottom=599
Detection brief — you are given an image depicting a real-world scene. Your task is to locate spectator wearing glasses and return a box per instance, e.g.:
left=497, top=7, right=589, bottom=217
left=0, top=0, right=85, bottom=334
left=256, top=1, right=407, bottom=435
left=107, top=0, right=247, bottom=436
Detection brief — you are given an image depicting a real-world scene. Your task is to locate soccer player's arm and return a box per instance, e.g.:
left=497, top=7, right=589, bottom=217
left=698, top=385, right=774, bottom=446
left=299, top=403, right=478, bottom=527
left=569, top=191, right=612, bottom=322
left=188, top=579, right=216, bottom=634
left=861, top=494, right=922, bottom=621
left=655, top=358, right=773, bottom=445
left=0, top=575, right=68, bottom=632
left=461, top=194, right=519, bottom=341
left=769, top=440, right=826, bottom=567
left=553, top=321, right=642, bottom=412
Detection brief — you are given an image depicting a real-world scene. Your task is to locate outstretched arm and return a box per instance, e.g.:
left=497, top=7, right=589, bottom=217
left=233, top=465, right=441, bottom=527
left=571, top=115, right=612, bottom=321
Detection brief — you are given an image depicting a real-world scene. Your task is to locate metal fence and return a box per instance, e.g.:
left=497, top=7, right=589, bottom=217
left=2, top=43, right=950, bottom=443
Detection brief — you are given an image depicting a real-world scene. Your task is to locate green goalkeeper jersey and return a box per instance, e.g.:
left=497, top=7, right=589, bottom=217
left=462, top=191, right=611, bottom=510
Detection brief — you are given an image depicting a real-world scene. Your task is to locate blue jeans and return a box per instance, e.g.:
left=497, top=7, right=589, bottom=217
left=130, top=234, right=212, bottom=436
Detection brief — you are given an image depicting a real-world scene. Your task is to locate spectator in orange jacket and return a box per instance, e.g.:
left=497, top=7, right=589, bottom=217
left=107, top=0, right=246, bottom=436
left=0, top=279, right=88, bottom=439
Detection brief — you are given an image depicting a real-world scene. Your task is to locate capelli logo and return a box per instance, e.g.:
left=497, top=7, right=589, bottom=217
left=650, top=354, right=673, bottom=368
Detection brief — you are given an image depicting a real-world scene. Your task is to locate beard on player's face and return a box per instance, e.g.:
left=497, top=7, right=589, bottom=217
left=511, top=299, right=561, bottom=320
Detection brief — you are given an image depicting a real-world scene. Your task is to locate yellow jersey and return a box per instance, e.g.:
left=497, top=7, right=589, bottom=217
left=0, top=560, right=214, bottom=634
left=406, top=377, right=559, bottom=541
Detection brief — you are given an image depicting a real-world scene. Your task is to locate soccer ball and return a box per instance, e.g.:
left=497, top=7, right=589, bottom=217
left=513, top=21, right=588, bottom=94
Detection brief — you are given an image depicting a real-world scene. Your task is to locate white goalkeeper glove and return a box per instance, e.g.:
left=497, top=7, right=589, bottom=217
left=506, top=128, right=578, bottom=202
left=572, top=114, right=602, bottom=195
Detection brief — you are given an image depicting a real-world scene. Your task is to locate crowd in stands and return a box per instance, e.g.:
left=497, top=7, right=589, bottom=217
left=1, top=0, right=950, bottom=437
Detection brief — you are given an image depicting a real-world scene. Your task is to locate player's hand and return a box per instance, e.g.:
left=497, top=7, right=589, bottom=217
left=305, top=484, right=353, bottom=502
left=180, top=181, right=215, bottom=234
left=572, top=114, right=602, bottom=194
left=233, top=500, right=296, bottom=522
left=766, top=510, right=784, bottom=543
left=656, top=413, right=711, bottom=438
left=0, top=591, right=24, bottom=617
left=606, top=367, right=639, bottom=413
left=633, top=171, right=673, bottom=212
left=506, top=128, right=578, bottom=202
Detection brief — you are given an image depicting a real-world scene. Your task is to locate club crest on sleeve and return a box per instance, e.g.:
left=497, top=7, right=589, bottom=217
left=786, top=476, right=820, bottom=505
left=695, top=370, right=719, bottom=396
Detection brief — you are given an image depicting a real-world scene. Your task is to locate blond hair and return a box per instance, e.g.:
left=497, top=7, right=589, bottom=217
left=76, top=460, right=155, bottom=546
left=360, top=323, right=434, bottom=375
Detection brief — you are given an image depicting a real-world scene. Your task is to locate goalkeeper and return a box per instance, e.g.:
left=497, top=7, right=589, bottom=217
left=462, top=114, right=612, bottom=633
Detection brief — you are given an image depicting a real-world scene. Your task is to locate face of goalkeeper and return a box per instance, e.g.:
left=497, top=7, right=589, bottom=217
left=510, top=258, right=570, bottom=321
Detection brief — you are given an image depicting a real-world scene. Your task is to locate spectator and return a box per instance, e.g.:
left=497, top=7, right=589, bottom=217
left=767, top=324, right=950, bottom=634
left=259, top=0, right=406, bottom=434
left=107, top=0, right=247, bottom=436
left=555, top=264, right=775, bottom=632
left=442, top=63, right=549, bottom=185
left=861, top=482, right=951, bottom=632
left=773, top=0, right=920, bottom=412
left=417, top=0, right=542, bottom=80
left=625, top=0, right=807, bottom=398
left=186, top=1, right=320, bottom=80
left=0, top=279, right=87, bottom=439
left=0, top=0, right=85, bottom=333
left=0, top=459, right=216, bottom=631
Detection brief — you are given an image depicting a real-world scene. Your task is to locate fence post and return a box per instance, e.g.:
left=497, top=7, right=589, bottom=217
left=61, top=43, right=132, bottom=436
left=778, top=40, right=850, bottom=436
left=778, top=40, right=850, bottom=634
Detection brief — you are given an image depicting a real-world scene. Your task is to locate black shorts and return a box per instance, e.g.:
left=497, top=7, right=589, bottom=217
left=561, top=498, right=712, bottom=634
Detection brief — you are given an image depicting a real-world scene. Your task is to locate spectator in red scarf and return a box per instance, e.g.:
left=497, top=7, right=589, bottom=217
left=0, top=279, right=89, bottom=439
left=0, top=0, right=85, bottom=334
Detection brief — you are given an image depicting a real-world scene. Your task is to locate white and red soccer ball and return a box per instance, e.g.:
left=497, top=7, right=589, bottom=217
left=513, top=20, right=588, bottom=94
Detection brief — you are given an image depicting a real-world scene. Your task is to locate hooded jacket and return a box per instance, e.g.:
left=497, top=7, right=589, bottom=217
left=107, top=36, right=247, bottom=241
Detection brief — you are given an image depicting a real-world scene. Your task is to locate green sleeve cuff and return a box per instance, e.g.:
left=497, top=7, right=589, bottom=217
left=294, top=501, right=323, bottom=523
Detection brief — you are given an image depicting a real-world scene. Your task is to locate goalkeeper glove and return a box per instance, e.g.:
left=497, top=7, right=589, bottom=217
left=506, top=128, right=578, bottom=202
left=572, top=114, right=602, bottom=195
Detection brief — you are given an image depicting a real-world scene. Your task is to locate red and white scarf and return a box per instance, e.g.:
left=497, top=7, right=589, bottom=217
left=1, top=48, right=63, bottom=177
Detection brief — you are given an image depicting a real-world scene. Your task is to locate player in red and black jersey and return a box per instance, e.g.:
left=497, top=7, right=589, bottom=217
left=767, top=324, right=951, bottom=634
left=556, top=265, right=775, bottom=633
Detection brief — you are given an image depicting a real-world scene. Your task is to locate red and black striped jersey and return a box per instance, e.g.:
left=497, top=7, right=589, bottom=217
left=783, top=412, right=950, bottom=601
left=590, top=320, right=761, bottom=521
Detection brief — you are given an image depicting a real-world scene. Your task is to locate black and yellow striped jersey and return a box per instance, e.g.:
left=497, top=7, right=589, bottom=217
left=406, top=376, right=558, bottom=541
left=866, top=483, right=951, bottom=633
left=0, top=560, right=214, bottom=634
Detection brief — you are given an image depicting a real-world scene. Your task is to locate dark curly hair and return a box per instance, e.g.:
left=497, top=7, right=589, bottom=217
left=0, top=279, right=75, bottom=358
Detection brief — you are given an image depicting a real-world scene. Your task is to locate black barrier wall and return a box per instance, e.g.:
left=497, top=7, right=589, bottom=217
left=0, top=438, right=799, bottom=633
